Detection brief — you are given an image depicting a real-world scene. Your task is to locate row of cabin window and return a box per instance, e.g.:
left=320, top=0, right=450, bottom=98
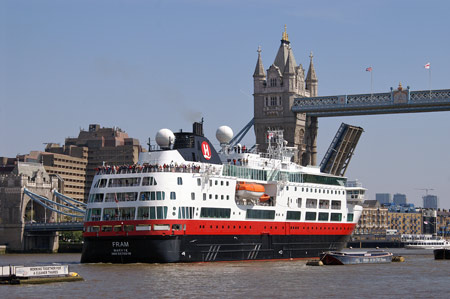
left=94, top=177, right=158, bottom=188
left=285, top=185, right=345, bottom=195
left=88, top=191, right=232, bottom=203
left=87, top=206, right=353, bottom=223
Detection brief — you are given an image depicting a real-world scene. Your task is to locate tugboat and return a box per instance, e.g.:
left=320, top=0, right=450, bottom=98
left=81, top=121, right=364, bottom=263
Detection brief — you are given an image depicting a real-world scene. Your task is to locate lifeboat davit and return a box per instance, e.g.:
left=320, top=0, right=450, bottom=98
left=236, top=182, right=265, bottom=199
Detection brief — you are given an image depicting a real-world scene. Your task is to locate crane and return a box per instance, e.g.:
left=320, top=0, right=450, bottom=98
left=416, top=188, right=434, bottom=196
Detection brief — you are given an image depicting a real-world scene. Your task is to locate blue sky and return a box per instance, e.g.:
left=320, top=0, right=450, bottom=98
left=1, top=0, right=450, bottom=208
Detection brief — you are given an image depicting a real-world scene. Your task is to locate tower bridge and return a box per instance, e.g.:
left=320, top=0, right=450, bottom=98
left=292, top=86, right=450, bottom=117
left=253, top=27, right=450, bottom=168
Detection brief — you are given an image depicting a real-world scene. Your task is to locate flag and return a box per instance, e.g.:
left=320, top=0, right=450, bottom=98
left=366, top=67, right=372, bottom=72
left=424, top=62, right=430, bottom=69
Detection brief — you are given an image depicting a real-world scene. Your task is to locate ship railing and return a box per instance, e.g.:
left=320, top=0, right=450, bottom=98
left=95, top=163, right=205, bottom=175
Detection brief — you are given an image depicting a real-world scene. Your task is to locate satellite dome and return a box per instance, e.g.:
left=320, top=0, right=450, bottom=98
left=216, top=126, right=233, bottom=144
left=155, top=129, right=175, bottom=148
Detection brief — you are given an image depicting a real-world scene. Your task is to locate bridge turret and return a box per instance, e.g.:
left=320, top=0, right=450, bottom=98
left=306, top=51, right=318, bottom=97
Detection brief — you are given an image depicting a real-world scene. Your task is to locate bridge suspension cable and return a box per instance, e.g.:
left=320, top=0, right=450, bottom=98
left=23, top=188, right=85, bottom=218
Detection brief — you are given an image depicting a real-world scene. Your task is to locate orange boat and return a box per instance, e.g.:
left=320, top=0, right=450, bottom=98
left=236, top=182, right=265, bottom=199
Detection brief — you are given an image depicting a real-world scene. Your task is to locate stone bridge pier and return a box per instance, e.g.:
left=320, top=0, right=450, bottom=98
left=0, top=162, right=59, bottom=252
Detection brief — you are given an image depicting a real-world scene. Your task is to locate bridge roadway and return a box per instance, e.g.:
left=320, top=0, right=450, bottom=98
left=292, top=87, right=450, bottom=117
left=24, top=221, right=84, bottom=232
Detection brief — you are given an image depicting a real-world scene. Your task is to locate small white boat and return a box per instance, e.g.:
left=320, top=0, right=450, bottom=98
left=401, top=234, right=450, bottom=249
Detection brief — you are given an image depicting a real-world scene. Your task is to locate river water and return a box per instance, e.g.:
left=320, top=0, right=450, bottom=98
left=1, top=249, right=448, bottom=298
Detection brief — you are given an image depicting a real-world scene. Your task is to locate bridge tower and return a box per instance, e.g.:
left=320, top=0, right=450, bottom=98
left=253, top=26, right=318, bottom=165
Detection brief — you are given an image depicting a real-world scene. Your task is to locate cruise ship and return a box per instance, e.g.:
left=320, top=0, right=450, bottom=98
left=81, top=122, right=364, bottom=263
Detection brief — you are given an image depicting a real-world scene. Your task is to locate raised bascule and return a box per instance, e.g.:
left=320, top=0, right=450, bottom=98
left=253, top=26, right=450, bottom=168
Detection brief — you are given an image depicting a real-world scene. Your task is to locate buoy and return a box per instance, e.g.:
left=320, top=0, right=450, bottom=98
left=392, top=256, right=405, bottom=262
left=306, top=260, right=324, bottom=266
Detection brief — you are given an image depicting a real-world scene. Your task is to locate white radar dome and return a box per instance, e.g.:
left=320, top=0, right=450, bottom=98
left=155, top=128, right=175, bottom=148
left=216, top=126, right=233, bottom=144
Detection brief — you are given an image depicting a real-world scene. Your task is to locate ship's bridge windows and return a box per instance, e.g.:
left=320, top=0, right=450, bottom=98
left=88, top=193, right=104, bottom=203
left=140, top=191, right=165, bottom=201
left=246, top=209, right=275, bottom=220
left=108, top=177, right=141, bottom=187
left=137, top=206, right=168, bottom=220
left=331, top=213, right=342, bottom=221
left=94, top=178, right=107, bottom=188
left=331, top=200, right=341, bottom=210
left=286, top=211, right=301, bottom=221
left=200, top=207, right=231, bottom=218
left=319, top=199, right=330, bottom=209
left=86, top=208, right=101, bottom=221
left=306, top=198, right=317, bottom=209
left=318, top=212, right=329, bottom=221
left=170, top=192, right=176, bottom=200
left=142, top=177, right=157, bottom=186
left=305, top=212, right=317, bottom=221
left=177, top=177, right=183, bottom=185
left=347, top=213, right=354, bottom=222
left=105, top=192, right=138, bottom=202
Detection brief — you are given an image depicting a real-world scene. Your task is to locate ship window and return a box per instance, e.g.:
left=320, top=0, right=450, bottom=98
left=319, top=200, right=330, bottom=209
left=347, top=213, right=354, bottom=222
left=226, top=181, right=229, bottom=186
left=108, top=177, right=141, bottom=187
left=286, top=211, right=301, bottom=221
left=221, top=181, right=223, bottom=186
left=113, top=225, right=122, bottom=232
left=306, top=198, right=317, bottom=208
left=177, top=177, right=183, bottom=185
left=101, top=225, right=112, bottom=232
left=221, top=195, right=224, bottom=200
left=215, top=194, right=218, bottom=200
left=197, top=178, right=201, bottom=186
left=226, top=195, right=229, bottom=200
left=170, top=192, right=176, bottom=200
left=331, top=200, right=341, bottom=210
left=94, top=179, right=108, bottom=188
left=143, top=177, right=157, bottom=186
left=297, top=198, right=302, bottom=208
left=137, top=207, right=150, bottom=220
left=105, top=192, right=138, bottom=202
left=87, top=226, right=100, bottom=232
left=136, top=224, right=151, bottom=231
left=215, top=180, right=218, bottom=185
left=331, top=213, right=342, bottom=221
left=305, top=212, right=317, bottom=221
left=209, top=194, right=212, bottom=199
left=203, top=193, right=206, bottom=201
left=209, top=180, right=212, bottom=186
left=200, top=207, right=231, bottom=219
left=87, top=208, right=101, bottom=221
left=191, top=192, right=195, bottom=200
left=318, top=212, right=329, bottom=221
left=246, top=209, right=275, bottom=220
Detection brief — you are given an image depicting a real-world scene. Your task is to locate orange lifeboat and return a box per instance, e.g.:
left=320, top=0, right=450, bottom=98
left=259, top=194, right=270, bottom=202
left=236, top=182, right=265, bottom=199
